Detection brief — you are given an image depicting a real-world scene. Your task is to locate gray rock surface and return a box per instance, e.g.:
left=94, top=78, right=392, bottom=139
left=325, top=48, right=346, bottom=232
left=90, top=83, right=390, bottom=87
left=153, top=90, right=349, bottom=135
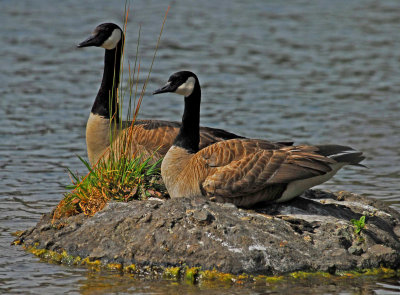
left=19, top=190, right=400, bottom=275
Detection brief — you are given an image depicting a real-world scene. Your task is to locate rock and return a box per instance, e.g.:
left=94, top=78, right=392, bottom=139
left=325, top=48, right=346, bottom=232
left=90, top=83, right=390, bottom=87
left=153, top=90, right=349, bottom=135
left=18, top=190, right=400, bottom=275
left=394, top=226, right=400, bottom=238
left=363, top=244, right=398, bottom=268
left=348, top=245, right=364, bottom=256
left=190, top=209, right=214, bottom=225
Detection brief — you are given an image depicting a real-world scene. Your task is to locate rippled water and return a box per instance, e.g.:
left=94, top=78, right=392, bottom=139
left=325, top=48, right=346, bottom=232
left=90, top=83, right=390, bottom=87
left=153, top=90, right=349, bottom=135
left=1, top=0, right=399, bottom=294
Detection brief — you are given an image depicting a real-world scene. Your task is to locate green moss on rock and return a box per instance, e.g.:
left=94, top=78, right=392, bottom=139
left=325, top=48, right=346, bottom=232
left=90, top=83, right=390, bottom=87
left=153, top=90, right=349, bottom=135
left=185, top=267, right=200, bottom=283
left=23, top=244, right=399, bottom=286
left=163, top=266, right=182, bottom=279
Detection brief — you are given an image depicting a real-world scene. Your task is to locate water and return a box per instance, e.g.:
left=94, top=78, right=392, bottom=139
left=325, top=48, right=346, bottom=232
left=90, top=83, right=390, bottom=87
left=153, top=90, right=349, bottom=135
left=1, top=0, right=399, bottom=293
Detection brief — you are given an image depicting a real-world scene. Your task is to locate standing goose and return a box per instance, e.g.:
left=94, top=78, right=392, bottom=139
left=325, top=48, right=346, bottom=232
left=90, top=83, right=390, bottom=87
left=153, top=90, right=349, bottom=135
left=78, top=23, right=256, bottom=166
left=153, top=71, right=365, bottom=207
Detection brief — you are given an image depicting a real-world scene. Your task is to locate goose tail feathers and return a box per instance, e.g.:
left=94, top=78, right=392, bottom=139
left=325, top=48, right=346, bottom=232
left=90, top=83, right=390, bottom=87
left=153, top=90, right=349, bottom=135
left=316, top=144, right=367, bottom=168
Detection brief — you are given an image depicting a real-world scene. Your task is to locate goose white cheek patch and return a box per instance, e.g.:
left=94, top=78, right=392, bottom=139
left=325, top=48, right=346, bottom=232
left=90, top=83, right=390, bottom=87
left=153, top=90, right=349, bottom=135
left=101, top=29, right=122, bottom=50
left=175, top=77, right=195, bottom=97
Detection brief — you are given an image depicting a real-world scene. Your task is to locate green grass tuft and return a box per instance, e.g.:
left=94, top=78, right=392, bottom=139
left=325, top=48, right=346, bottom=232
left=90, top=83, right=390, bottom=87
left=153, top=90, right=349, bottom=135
left=53, top=154, right=166, bottom=219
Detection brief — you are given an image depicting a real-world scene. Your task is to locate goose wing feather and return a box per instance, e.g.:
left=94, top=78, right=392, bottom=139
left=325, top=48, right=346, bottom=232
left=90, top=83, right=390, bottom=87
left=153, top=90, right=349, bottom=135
left=115, top=120, right=179, bottom=158
left=120, top=120, right=247, bottom=157
left=197, top=140, right=336, bottom=199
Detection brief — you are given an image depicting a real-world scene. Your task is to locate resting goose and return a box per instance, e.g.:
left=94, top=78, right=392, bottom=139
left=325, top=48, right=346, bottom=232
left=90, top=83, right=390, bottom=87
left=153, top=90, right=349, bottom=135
left=153, top=71, right=365, bottom=207
left=78, top=23, right=255, bottom=166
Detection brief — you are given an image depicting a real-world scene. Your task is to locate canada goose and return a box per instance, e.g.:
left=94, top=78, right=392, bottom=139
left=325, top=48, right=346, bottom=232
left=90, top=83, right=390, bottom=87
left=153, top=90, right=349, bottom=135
left=153, top=71, right=365, bottom=207
left=78, top=23, right=255, bottom=166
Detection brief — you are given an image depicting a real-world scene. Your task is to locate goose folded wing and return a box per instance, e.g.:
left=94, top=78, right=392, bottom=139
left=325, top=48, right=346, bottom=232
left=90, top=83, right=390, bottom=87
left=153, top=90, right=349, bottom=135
left=200, top=139, right=290, bottom=168
left=117, top=120, right=180, bottom=157
left=124, top=120, right=245, bottom=152
left=198, top=126, right=245, bottom=147
left=200, top=144, right=335, bottom=199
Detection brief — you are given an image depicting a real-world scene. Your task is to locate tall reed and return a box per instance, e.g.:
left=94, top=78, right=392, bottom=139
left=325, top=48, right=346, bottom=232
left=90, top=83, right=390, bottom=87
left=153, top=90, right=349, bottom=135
left=53, top=5, right=170, bottom=221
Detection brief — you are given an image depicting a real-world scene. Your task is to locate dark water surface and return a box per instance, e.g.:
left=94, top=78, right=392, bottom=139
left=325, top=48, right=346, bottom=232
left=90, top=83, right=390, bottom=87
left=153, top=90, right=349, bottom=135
left=1, top=0, right=399, bottom=293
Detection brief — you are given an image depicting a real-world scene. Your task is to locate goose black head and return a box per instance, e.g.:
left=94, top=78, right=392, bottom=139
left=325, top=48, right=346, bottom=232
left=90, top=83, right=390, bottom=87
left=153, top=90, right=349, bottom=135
left=77, top=23, right=122, bottom=50
left=153, top=71, right=198, bottom=97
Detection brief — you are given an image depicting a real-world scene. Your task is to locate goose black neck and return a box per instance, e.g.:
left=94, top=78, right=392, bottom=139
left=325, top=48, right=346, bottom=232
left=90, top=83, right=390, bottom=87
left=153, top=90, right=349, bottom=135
left=174, top=82, right=201, bottom=153
left=91, top=38, right=123, bottom=122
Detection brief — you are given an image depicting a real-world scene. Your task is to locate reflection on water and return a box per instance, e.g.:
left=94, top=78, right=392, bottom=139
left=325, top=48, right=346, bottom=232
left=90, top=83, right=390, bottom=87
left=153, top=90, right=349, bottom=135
left=75, top=271, right=400, bottom=295
left=1, top=0, right=399, bottom=294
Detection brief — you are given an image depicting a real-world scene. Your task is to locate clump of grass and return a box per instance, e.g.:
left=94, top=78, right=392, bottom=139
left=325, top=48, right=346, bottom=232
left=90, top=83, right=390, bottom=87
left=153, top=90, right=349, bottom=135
left=53, top=5, right=170, bottom=221
left=53, top=154, right=165, bottom=219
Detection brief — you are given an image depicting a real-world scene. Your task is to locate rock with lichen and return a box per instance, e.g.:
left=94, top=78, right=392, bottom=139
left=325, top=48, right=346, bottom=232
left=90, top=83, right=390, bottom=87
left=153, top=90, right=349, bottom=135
left=17, top=190, right=400, bottom=275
